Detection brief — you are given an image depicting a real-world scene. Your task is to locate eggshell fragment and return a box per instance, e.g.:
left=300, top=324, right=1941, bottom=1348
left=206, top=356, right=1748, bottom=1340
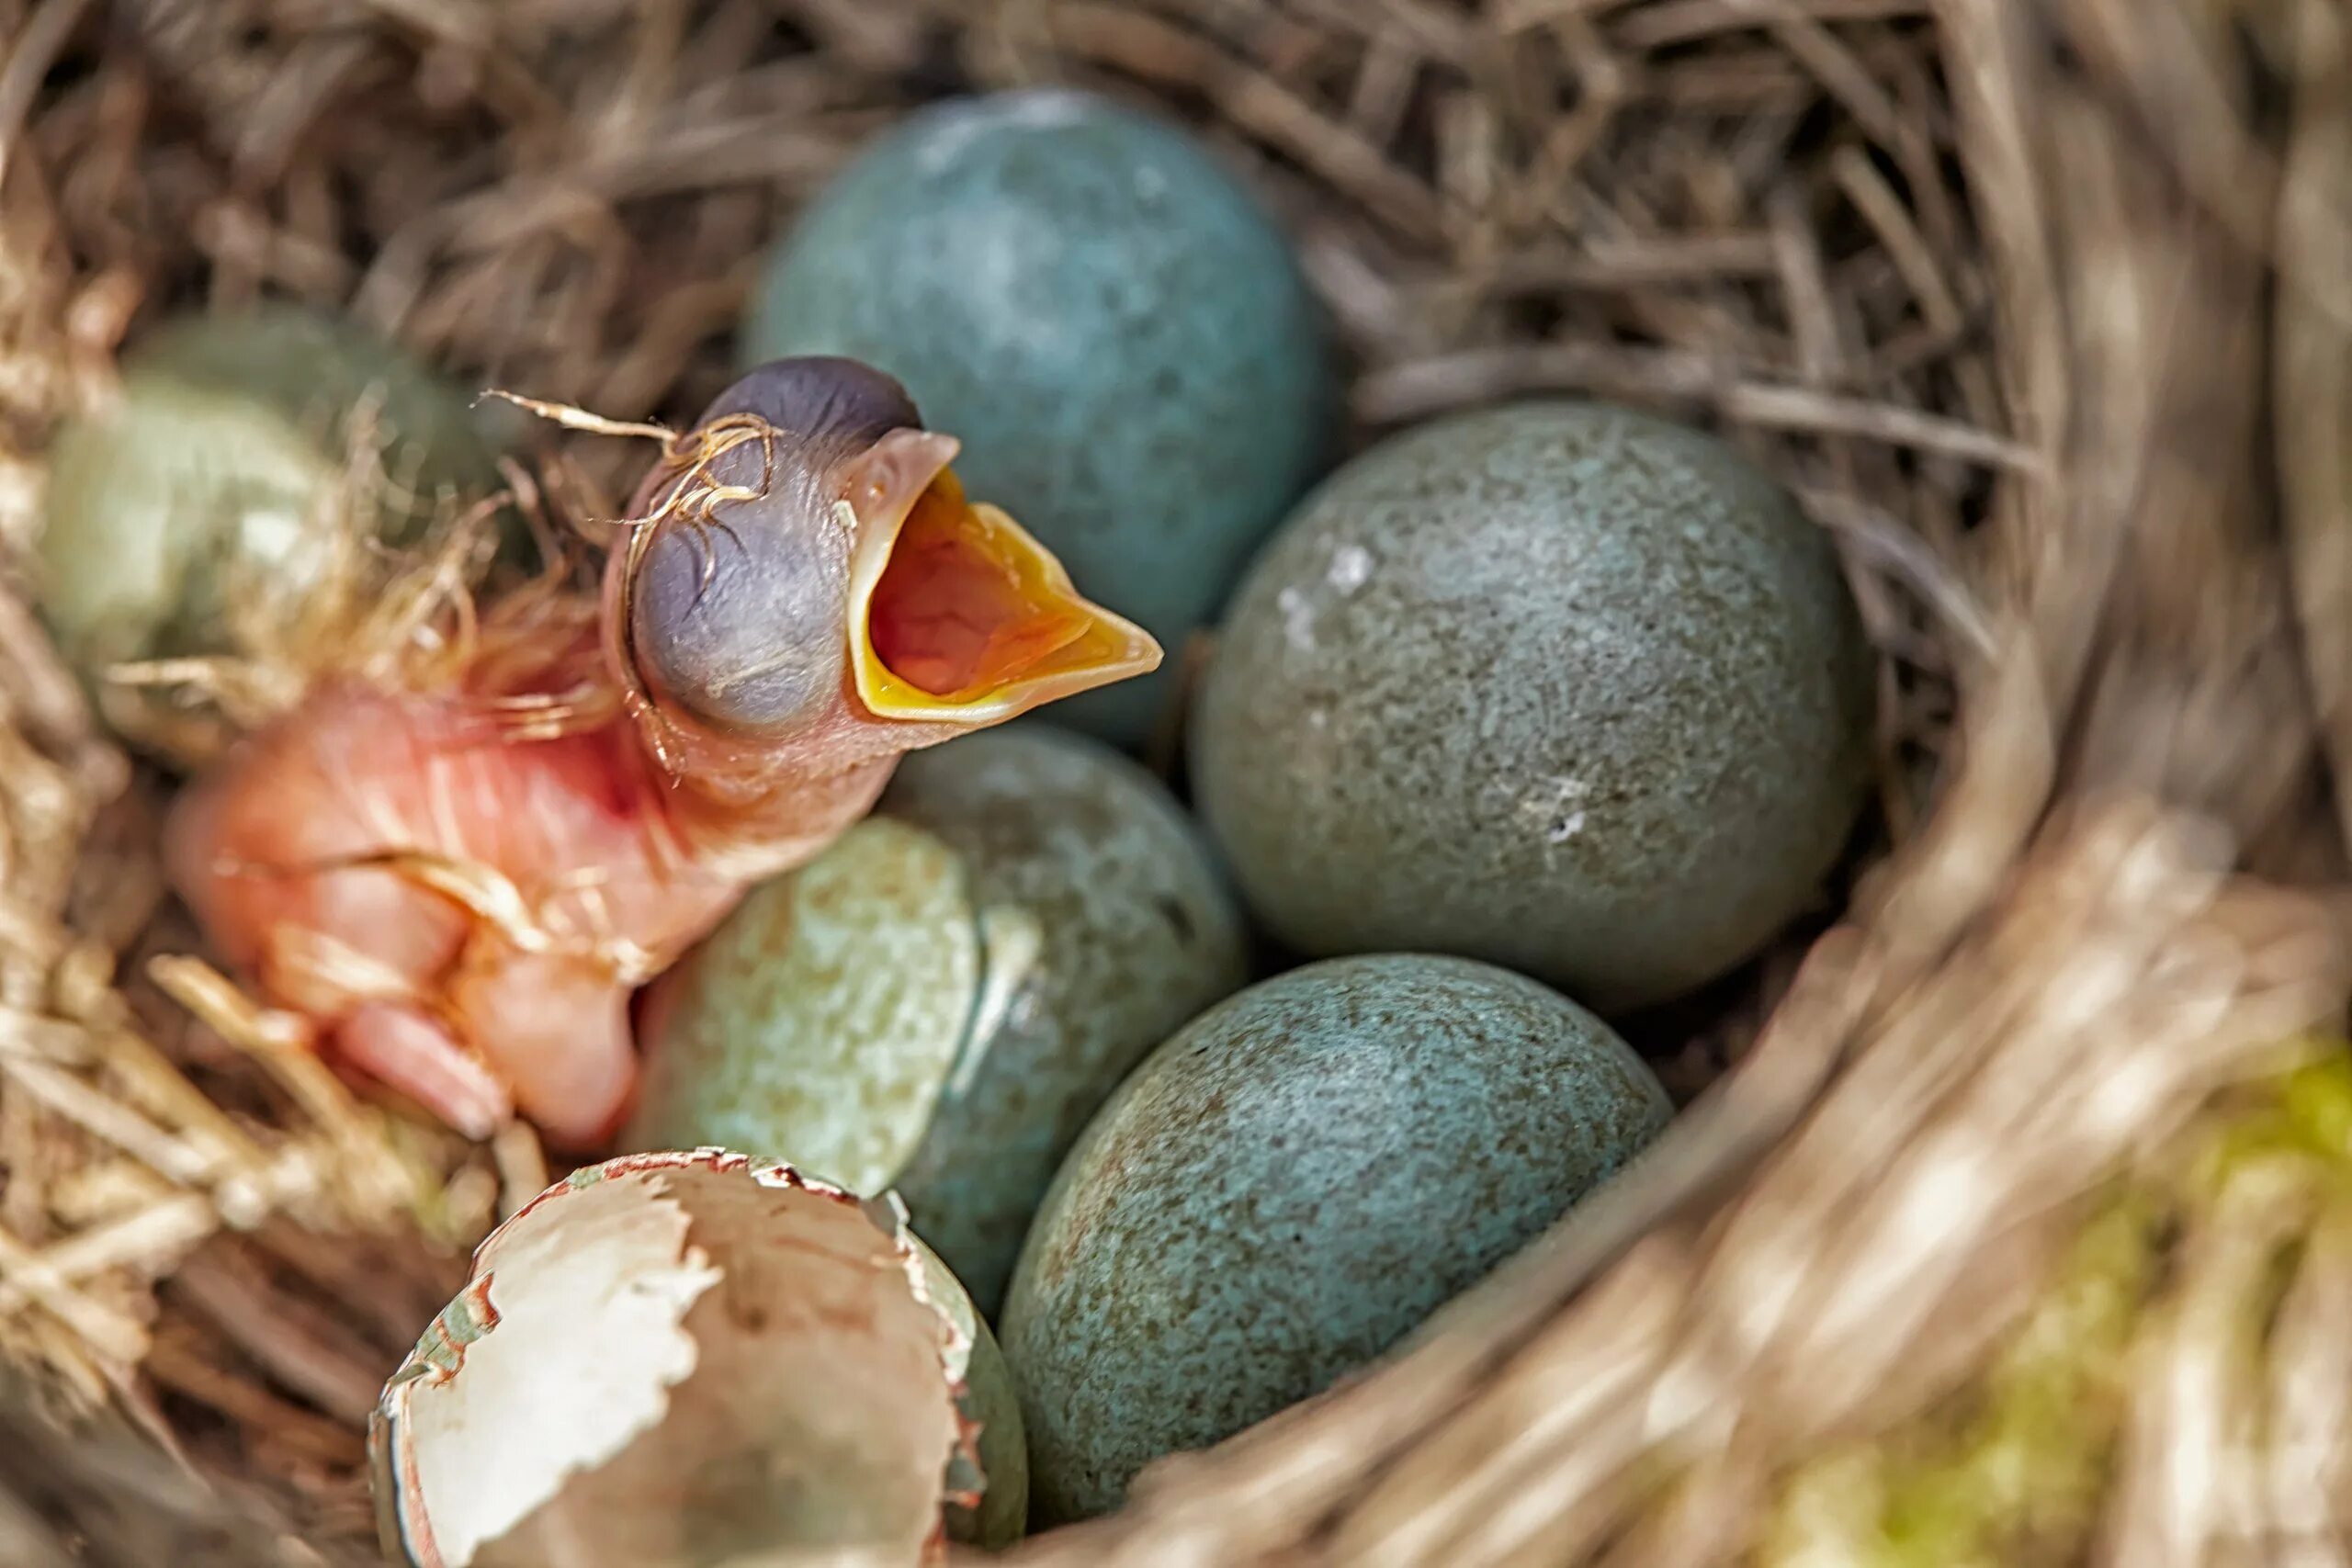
left=370, top=1149, right=1017, bottom=1567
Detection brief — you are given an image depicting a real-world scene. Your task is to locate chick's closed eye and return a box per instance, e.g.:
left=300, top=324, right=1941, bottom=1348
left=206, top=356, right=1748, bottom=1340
left=626, top=467, right=852, bottom=737
left=622, top=356, right=922, bottom=737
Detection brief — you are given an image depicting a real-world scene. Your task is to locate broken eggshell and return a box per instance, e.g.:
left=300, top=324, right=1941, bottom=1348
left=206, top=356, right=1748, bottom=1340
left=369, top=1149, right=1023, bottom=1568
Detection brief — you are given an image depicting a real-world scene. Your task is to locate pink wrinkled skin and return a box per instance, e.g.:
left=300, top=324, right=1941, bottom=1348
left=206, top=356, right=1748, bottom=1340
left=164, top=673, right=878, bottom=1147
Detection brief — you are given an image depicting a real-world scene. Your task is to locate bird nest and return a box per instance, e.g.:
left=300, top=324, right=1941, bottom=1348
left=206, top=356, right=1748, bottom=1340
left=3, top=1, right=2350, bottom=1563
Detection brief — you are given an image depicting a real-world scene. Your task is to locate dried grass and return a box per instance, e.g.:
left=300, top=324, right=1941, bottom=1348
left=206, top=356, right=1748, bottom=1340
left=0, top=0, right=2345, bottom=1563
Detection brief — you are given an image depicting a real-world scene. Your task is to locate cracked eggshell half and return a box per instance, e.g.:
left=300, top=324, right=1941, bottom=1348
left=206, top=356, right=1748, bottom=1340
left=369, top=1148, right=1021, bottom=1567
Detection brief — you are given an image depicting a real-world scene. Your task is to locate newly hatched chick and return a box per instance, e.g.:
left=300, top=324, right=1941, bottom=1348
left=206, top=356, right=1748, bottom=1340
left=165, top=358, right=1159, bottom=1147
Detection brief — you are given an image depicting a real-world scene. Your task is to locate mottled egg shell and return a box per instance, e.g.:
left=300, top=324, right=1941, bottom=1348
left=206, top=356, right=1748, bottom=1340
left=1192, top=400, right=1874, bottom=1011
left=40, top=305, right=509, bottom=750
left=627, top=820, right=982, bottom=1202
left=627, top=727, right=1249, bottom=1314
left=1000, top=954, right=1672, bottom=1522
left=369, top=1149, right=1024, bottom=1567
left=747, top=88, right=1339, bottom=744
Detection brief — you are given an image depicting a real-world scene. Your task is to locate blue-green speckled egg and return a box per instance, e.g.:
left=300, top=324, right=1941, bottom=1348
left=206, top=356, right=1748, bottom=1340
left=999, top=953, right=1671, bottom=1522
left=626, top=727, right=1249, bottom=1314
left=39, top=304, right=514, bottom=760
left=746, top=88, right=1339, bottom=744
left=1192, top=400, right=1874, bottom=1011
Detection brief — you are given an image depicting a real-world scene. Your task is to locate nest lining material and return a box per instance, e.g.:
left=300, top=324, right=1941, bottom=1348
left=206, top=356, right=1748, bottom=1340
left=0, top=0, right=2347, bottom=1563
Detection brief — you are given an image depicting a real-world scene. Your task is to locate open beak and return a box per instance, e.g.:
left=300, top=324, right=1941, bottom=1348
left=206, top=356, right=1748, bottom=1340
left=842, top=431, right=1161, bottom=725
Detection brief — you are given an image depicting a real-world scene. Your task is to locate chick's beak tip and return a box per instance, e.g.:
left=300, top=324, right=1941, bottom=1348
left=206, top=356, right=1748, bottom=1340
left=847, top=461, right=1159, bottom=724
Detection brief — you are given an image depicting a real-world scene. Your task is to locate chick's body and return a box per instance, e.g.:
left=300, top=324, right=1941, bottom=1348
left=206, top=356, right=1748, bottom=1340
left=163, top=356, right=1159, bottom=1149
left=166, top=668, right=893, bottom=1148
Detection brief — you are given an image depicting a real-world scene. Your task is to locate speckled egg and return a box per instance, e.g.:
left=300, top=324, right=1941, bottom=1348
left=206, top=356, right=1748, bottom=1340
left=40, top=305, right=512, bottom=753
left=746, top=88, right=1339, bottom=744
left=627, top=727, right=1249, bottom=1314
left=1000, top=953, right=1672, bottom=1522
left=1192, top=401, right=1874, bottom=1012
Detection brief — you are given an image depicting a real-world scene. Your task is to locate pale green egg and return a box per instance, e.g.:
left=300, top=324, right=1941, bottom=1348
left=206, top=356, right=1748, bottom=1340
left=625, top=727, right=1249, bottom=1314
left=39, top=304, right=514, bottom=757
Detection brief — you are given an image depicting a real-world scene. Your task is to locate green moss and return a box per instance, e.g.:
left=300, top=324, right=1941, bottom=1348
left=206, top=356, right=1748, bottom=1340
left=1764, top=1196, right=2157, bottom=1568
left=1764, top=1043, right=2352, bottom=1568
